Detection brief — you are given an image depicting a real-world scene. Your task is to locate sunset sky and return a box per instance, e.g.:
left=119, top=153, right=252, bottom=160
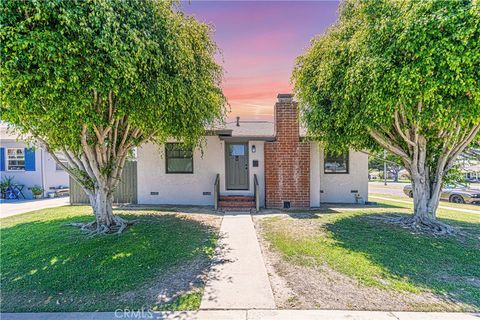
left=180, top=1, right=339, bottom=121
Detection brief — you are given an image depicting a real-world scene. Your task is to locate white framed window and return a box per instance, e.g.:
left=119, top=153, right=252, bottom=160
left=7, top=148, right=25, bottom=171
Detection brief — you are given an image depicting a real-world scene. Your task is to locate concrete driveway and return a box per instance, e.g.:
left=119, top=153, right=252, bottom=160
left=0, top=197, right=70, bottom=218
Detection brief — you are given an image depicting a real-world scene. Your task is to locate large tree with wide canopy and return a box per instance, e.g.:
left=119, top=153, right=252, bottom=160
left=293, top=0, right=480, bottom=234
left=0, top=0, right=226, bottom=234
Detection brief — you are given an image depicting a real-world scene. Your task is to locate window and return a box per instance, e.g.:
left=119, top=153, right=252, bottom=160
left=165, top=143, right=193, bottom=173
left=7, top=148, right=25, bottom=171
left=229, top=144, right=245, bottom=156
left=324, top=151, right=349, bottom=174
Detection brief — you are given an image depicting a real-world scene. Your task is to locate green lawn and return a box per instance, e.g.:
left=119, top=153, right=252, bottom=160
left=260, top=200, right=480, bottom=311
left=369, top=192, right=480, bottom=212
left=0, top=206, right=220, bottom=312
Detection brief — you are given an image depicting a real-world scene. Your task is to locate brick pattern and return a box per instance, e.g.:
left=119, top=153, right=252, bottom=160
left=265, top=101, right=310, bottom=208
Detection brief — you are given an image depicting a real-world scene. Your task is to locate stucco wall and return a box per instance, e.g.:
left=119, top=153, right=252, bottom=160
left=310, top=142, right=368, bottom=205
left=136, top=137, right=265, bottom=206
left=0, top=141, right=69, bottom=198
left=43, top=152, right=69, bottom=189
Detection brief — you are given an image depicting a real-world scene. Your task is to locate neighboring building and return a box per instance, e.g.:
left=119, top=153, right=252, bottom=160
left=464, top=163, right=480, bottom=182
left=136, top=94, right=368, bottom=209
left=0, top=126, right=69, bottom=199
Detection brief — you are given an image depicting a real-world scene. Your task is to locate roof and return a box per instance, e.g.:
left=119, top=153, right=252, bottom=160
left=221, top=120, right=274, bottom=138
left=0, top=124, right=20, bottom=141
left=214, top=119, right=307, bottom=139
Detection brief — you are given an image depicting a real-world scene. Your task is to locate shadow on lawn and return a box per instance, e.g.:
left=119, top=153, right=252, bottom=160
left=284, top=202, right=405, bottom=219
left=324, top=213, right=480, bottom=310
left=0, top=213, right=218, bottom=312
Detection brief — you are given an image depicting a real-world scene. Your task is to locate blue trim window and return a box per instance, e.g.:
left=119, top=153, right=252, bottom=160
left=6, top=148, right=25, bottom=171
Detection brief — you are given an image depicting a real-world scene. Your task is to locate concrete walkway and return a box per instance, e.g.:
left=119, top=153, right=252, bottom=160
left=2, top=310, right=479, bottom=320
left=0, top=197, right=70, bottom=218
left=370, top=195, right=480, bottom=215
left=200, top=212, right=276, bottom=309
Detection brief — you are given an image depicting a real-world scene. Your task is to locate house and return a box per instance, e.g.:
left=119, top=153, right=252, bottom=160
left=463, top=162, right=480, bottom=182
left=0, top=125, right=69, bottom=199
left=136, top=94, right=368, bottom=209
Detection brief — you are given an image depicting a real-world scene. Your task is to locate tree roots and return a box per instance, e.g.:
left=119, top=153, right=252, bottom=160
left=371, top=215, right=458, bottom=236
left=66, top=215, right=134, bottom=236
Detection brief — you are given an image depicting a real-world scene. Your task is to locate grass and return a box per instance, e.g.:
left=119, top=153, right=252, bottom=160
left=369, top=192, right=480, bottom=212
left=0, top=206, right=219, bottom=312
left=260, top=200, right=480, bottom=311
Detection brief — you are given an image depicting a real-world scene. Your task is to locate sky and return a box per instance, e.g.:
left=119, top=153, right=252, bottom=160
left=180, top=0, right=339, bottom=121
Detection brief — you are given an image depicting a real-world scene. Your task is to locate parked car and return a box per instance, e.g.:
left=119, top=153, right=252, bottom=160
left=403, top=184, right=480, bottom=204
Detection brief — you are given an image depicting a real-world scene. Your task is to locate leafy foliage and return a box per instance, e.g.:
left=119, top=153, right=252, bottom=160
left=293, top=0, right=480, bottom=153
left=0, top=0, right=226, bottom=231
left=293, top=0, right=480, bottom=224
left=0, top=0, right=226, bottom=150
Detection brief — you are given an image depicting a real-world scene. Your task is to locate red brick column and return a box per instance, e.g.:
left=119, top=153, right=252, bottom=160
left=265, top=94, right=310, bottom=208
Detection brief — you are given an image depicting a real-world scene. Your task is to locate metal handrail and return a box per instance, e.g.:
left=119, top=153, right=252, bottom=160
left=254, top=174, right=260, bottom=211
left=214, top=173, right=220, bottom=210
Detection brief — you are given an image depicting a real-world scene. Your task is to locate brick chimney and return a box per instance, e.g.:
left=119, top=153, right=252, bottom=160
left=264, top=94, right=310, bottom=208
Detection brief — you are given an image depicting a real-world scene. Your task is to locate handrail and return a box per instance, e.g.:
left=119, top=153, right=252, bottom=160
left=214, top=173, right=220, bottom=210
left=254, top=174, right=260, bottom=212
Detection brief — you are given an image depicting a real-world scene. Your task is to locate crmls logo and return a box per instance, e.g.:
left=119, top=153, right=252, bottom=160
left=114, top=308, right=154, bottom=319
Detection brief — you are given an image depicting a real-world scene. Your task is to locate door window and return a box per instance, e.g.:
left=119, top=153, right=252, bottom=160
left=229, top=144, right=245, bottom=156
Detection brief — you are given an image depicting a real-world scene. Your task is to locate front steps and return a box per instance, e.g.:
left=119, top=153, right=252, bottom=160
left=218, top=195, right=256, bottom=212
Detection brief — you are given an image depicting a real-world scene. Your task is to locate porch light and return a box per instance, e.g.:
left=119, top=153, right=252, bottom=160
left=251, top=145, right=256, bottom=153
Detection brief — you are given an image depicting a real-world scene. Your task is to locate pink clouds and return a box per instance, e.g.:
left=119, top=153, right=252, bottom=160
left=181, top=1, right=339, bottom=120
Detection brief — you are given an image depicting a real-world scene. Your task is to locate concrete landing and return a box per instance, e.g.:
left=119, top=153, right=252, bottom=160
left=200, top=212, right=276, bottom=309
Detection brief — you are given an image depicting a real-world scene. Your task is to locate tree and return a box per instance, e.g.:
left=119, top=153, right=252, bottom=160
left=368, top=151, right=405, bottom=182
left=293, top=0, right=480, bottom=234
left=0, top=0, right=226, bottom=234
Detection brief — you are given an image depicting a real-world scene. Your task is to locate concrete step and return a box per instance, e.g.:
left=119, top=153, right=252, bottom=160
left=219, top=195, right=255, bottom=202
left=221, top=207, right=254, bottom=212
left=219, top=200, right=255, bottom=208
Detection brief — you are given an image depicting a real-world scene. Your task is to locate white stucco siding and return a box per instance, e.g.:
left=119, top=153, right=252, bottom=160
left=136, top=137, right=266, bottom=206
left=43, top=153, right=69, bottom=189
left=0, top=141, right=69, bottom=198
left=310, top=143, right=368, bottom=205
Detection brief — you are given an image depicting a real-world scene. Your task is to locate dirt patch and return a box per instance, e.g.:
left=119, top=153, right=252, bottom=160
left=254, top=216, right=471, bottom=312
left=120, top=256, right=210, bottom=306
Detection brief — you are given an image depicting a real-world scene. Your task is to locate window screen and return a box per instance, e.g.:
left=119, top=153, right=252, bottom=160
left=166, top=143, right=193, bottom=173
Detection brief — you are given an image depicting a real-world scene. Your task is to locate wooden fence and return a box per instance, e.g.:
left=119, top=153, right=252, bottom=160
left=70, top=161, right=137, bottom=204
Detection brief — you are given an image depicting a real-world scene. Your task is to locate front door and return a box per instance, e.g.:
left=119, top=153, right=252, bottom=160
left=225, top=143, right=249, bottom=190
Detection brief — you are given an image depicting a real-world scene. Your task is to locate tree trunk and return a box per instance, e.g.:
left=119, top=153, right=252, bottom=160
left=393, top=171, right=399, bottom=182
left=401, top=171, right=455, bottom=235
left=412, top=174, right=433, bottom=219
left=68, top=178, right=131, bottom=235
left=89, top=185, right=114, bottom=228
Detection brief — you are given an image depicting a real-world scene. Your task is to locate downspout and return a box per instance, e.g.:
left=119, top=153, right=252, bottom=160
left=41, top=149, right=46, bottom=197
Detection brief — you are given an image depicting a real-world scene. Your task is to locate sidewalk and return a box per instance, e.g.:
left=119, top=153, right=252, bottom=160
left=2, top=310, right=479, bottom=320
left=0, top=197, right=70, bottom=218
left=200, top=212, right=276, bottom=309
left=369, top=195, right=480, bottom=215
